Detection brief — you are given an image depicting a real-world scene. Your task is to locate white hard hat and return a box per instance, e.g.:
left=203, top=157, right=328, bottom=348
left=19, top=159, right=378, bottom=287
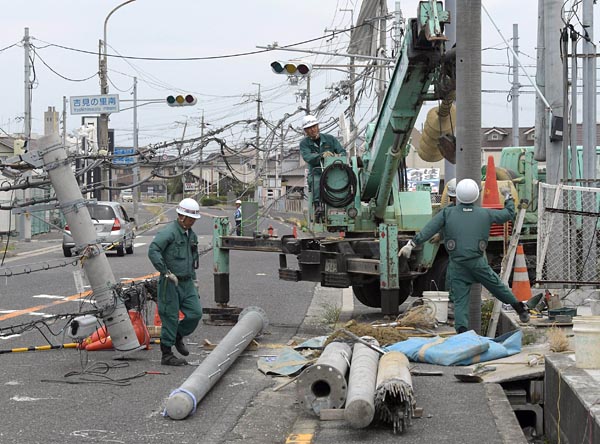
left=235, top=199, right=242, bottom=205
left=176, top=198, right=201, bottom=219
left=446, top=178, right=457, bottom=197
left=302, top=115, right=319, bottom=129
left=456, top=179, right=480, bottom=204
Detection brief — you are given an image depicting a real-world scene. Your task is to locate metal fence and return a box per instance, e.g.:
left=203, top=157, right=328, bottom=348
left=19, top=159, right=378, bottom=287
left=537, top=182, right=600, bottom=286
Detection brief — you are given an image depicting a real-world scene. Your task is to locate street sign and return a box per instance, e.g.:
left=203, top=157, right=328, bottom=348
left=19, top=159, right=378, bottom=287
left=113, top=147, right=136, bottom=165
left=70, top=94, right=120, bottom=115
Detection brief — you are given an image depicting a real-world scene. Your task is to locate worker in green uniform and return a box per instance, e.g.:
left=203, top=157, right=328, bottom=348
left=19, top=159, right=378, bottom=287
left=299, top=115, right=347, bottom=221
left=399, top=178, right=530, bottom=333
left=148, top=198, right=203, bottom=365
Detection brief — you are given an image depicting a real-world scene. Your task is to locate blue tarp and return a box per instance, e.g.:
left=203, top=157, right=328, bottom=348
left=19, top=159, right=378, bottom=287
left=385, top=330, right=522, bottom=366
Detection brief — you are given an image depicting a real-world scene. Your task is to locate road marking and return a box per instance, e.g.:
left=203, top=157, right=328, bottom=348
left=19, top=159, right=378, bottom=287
left=133, top=242, right=146, bottom=247
left=0, top=272, right=159, bottom=322
left=285, top=418, right=316, bottom=444
left=32, top=295, right=65, bottom=300
left=0, top=334, right=21, bottom=340
left=27, top=312, right=54, bottom=318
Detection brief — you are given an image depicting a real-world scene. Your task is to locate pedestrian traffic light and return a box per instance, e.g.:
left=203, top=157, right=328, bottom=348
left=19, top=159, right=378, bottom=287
left=166, top=94, right=197, bottom=107
left=270, top=61, right=311, bottom=76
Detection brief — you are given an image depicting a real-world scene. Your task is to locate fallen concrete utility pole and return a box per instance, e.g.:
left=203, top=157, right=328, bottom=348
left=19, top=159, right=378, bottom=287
left=297, top=341, right=352, bottom=415
left=344, top=338, right=381, bottom=429
left=38, top=134, right=140, bottom=353
left=374, top=351, right=415, bottom=434
left=164, top=306, right=268, bottom=420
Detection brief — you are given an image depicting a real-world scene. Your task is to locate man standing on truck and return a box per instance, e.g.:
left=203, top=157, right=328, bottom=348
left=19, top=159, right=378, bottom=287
left=399, top=178, right=530, bottom=333
left=299, top=115, right=347, bottom=221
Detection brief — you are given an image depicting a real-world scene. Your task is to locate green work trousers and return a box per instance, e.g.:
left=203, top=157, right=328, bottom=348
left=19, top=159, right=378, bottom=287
left=158, top=277, right=203, bottom=347
left=447, top=256, right=518, bottom=332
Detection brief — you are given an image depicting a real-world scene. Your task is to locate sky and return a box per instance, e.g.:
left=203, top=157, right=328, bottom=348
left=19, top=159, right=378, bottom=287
left=0, top=0, right=595, bottom=155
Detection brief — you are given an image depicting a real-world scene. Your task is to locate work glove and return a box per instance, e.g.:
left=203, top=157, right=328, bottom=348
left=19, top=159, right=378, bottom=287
left=193, top=280, right=199, bottom=290
left=322, top=151, right=335, bottom=158
left=499, top=187, right=513, bottom=202
left=399, top=240, right=416, bottom=258
left=165, top=271, right=178, bottom=286
left=429, top=233, right=441, bottom=244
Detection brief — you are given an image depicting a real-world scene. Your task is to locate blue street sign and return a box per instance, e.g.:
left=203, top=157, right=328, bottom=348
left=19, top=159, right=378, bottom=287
left=113, top=147, right=136, bottom=165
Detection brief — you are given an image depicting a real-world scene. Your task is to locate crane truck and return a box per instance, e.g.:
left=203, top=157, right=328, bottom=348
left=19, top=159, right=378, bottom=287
left=212, top=1, right=454, bottom=316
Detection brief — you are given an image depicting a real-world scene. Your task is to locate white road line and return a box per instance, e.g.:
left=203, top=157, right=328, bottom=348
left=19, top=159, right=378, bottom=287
left=133, top=243, right=146, bottom=247
left=0, top=310, right=17, bottom=314
left=0, top=335, right=21, bottom=340
left=27, top=312, right=54, bottom=318
left=32, top=295, right=66, bottom=300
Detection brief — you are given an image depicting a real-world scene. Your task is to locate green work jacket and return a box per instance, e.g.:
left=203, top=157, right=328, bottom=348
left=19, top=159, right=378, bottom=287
left=300, top=133, right=347, bottom=180
left=148, top=220, right=199, bottom=279
left=413, top=199, right=515, bottom=263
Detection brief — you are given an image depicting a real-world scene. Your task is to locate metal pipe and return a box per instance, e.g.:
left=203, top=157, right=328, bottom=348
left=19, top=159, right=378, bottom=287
left=375, top=351, right=415, bottom=434
left=345, top=339, right=381, bottom=428
left=297, top=341, right=352, bottom=415
left=164, top=306, right=268, bottom=420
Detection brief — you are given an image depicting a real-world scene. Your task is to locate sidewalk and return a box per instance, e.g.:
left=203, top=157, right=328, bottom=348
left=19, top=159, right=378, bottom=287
left=0, top=230, right=63, bottom=259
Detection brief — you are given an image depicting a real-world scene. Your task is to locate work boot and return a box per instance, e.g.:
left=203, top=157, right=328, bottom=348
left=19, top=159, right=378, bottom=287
left=175, top=333, right=189, bottom=356
left=512, top=302, right=531, bottom=323
left=160, top=344, right=187, bottom=366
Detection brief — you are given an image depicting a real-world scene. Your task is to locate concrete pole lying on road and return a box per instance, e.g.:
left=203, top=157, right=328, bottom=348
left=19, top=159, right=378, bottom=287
left=165, top=306, right=269, bottom=420
left=374, top=351, right=415, bottom=434
left=297, top=341, right=352, bottom=415
left=39, top=134, right=140, bottom=353
left=344, top=338, right=381, bottom=429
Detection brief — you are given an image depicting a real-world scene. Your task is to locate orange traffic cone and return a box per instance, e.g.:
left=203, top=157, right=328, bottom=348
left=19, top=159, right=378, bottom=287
left=482, top=156, right=501, bottom=208
left=78, top=323, right=108, bottom=349
left=292, top=225, right=298, bottom=238
left=511, top=244, right=532, bottom=302
left=482, top=156, right=511, bottom=237
left=84, top=311, right=150, bottom=351
left=153, top=304, right=184, bottom=326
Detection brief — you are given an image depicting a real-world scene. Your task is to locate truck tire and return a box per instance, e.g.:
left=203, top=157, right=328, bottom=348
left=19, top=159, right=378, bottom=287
left=353, top=280, right=411, bottom=308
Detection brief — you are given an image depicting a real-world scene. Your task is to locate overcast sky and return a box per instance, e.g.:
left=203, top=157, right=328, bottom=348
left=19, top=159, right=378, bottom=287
left=0, top=1, right=596, bottom=152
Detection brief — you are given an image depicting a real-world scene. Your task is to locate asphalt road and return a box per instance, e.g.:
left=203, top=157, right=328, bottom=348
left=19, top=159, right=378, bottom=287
left=0, top=204, right=526, bottom=444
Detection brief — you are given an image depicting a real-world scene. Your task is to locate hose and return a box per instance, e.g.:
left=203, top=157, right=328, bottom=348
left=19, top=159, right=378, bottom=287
left=320, top=161, right=357, bottom=208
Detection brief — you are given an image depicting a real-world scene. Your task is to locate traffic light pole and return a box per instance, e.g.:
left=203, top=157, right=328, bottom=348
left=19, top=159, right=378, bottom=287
left=132, top=77, right=139, bottom=223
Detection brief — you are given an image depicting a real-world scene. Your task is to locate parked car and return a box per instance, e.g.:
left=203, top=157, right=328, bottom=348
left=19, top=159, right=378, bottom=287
left=120, top=190, right=133, bottom=202
left=62, top=201, right=135, bottom=257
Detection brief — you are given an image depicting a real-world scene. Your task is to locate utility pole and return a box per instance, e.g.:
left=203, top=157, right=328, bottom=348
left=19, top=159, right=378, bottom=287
left=562, top=27, right=570, bottom=181
left=99, top=38, right=110, bottom=201
left=570, top=26, right=578, bottom=182
left=534, top=0, right=547, bottom=162
left=582, top=0, right=597, bottom=181
left=200, top=111, right=205, bottom=196
left=132, top=76, right=139, bottom=223
left=253, top=83, right=261, bottom=201
left=377, top=0, right=387, bottom=111
left=20, top=27, right=32, bottom=242
left=443, top=0, right=456, bottom=183
left=305, top=75, right=311, bottom=114
left=511, top=24, right=520, bottom=147
left=456, top=0, right=482, bottom=333
left=39, top=134, right=140, bottom=354
left=62, top=96, right=67, bottom=147
left=544, top=0, right=564, bottom=185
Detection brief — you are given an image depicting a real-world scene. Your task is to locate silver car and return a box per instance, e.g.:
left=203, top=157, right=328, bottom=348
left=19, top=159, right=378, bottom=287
left=62, top=201, right=135, bottom=257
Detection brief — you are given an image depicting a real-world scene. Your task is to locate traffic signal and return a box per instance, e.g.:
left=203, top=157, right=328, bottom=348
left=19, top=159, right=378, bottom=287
left=270, top=61, right=311, bottom=76
left=166, top=94, right=197, bottom=107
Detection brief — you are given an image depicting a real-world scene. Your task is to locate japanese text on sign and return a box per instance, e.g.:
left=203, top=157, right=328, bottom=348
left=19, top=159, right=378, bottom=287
left=70, top=94, right=120, bottom=115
